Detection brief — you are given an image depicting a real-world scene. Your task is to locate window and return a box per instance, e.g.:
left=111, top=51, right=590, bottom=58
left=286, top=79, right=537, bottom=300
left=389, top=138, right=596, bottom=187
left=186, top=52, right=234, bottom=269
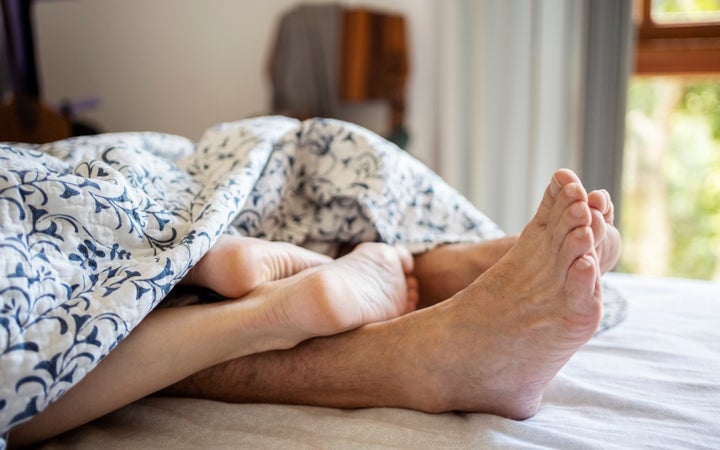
left=635, top=0, right=720, bottom=74
left=621, top=0, right=720, bottom=280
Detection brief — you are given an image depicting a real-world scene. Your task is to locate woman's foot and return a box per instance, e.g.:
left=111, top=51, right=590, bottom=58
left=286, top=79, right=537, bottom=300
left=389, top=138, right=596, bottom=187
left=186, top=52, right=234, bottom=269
left=182, top=235, right=333, bottom=298
left=238, top=242, right=419, bottom=352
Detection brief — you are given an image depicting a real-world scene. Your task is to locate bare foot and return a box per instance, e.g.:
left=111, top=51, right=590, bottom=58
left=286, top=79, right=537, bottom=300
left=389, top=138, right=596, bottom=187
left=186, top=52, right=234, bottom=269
left=414, top=175, right=621, bottom=307
left=588, top=189, right=622, bottom=273
left=398, top=169, right=601, bottom=418
left=239, top=242, right=419, bottom=351
left=413, top=236, right=518, bottom=307
left=166, top=170, right=602, bottom=416
left=182, top=235, right=333, bottom=298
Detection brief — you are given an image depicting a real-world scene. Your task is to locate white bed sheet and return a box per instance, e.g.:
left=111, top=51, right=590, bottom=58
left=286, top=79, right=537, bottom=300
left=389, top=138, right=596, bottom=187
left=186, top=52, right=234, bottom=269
left=35, top=273, right=720, bottom=449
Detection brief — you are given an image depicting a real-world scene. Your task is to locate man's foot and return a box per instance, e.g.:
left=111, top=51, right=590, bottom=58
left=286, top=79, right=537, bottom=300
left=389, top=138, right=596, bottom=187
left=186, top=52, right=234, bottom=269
left=412, top=236, right=517, bottom=307
left=413, top=173, right=621, bottom=307
left=240, top=242, right=419, bottom=351
left=182, top=235, right=333, bottom=298
left=394, top=169, right=601, bottom=418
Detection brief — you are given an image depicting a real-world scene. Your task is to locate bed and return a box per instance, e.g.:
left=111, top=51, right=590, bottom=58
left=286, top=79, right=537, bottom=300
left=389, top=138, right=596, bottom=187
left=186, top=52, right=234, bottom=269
left=30, top=273, right=720, bottom=449
left=2, top=117, right=719, bottom=449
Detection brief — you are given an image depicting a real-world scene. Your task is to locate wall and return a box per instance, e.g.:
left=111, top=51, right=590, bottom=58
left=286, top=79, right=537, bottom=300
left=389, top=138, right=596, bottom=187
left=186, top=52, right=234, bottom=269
left=34, top=0, right=436, bottom=165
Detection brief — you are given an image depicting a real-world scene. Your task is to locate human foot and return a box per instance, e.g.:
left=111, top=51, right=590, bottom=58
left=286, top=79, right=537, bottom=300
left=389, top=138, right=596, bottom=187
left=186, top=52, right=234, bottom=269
left=588, top=189, right=622, bottom=273
left=412, top=236, right=518, bottom=307
left=413, top=173, right=621, bottom=307
left=237, top=242, right=419, bottom=352
left=181, top=235, right=333, bottom=298
left=396, top=169, right=601, bottom=418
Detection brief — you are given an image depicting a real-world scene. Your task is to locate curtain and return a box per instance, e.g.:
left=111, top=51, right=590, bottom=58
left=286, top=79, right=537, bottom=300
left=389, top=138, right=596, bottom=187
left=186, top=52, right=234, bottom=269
left=581, top=0, right=634, bottom=224
left=433, top=0, right=632, bottom=234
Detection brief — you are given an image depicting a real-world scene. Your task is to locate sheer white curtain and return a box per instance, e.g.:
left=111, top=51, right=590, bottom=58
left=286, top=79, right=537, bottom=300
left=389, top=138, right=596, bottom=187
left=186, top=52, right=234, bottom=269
left=432, top=0, right=631, bottom=234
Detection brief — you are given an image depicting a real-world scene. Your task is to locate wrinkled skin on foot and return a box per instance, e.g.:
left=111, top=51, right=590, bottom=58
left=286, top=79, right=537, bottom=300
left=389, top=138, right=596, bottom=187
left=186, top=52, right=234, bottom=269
left=396, top=169, right=603, bottom=418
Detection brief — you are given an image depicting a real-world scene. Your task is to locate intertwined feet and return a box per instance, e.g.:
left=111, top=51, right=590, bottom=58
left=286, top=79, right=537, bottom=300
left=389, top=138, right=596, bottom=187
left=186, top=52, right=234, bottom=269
left=184, top=236, right=418, bottom=351
left=240, top=242, right=418, bottom=349
left=187, top=238, right=417, bottom=354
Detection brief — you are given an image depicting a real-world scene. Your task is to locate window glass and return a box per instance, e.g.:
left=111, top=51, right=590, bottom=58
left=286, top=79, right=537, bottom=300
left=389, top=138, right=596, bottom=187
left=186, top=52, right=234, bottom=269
left=651, top=0, right=720, bottom=24
left=621, top=76, right=720, bottom=280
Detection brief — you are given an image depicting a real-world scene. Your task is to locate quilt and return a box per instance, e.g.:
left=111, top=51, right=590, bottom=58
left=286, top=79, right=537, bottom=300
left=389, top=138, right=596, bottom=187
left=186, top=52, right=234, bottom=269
left=0, top=116, right=505, bottom=442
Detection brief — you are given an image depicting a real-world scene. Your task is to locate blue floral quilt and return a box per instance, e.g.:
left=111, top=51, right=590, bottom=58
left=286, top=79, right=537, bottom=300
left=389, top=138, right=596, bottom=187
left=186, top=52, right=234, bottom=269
left=0, top=116, right=503, bottom=441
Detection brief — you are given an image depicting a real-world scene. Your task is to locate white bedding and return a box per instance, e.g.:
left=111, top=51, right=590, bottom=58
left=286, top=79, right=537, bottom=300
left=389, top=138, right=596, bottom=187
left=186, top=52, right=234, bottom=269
left=35, top=273, right=720, bottom=449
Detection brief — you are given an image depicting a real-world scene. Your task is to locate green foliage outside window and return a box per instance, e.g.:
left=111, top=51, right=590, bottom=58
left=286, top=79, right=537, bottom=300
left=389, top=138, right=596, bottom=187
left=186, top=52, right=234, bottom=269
left=622, top=78, right=720, bottom=280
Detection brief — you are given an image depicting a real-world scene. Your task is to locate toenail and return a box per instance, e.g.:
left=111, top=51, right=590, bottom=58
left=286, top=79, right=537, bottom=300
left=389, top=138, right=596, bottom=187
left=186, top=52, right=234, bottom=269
left=550, top=177, right=563, bottom=197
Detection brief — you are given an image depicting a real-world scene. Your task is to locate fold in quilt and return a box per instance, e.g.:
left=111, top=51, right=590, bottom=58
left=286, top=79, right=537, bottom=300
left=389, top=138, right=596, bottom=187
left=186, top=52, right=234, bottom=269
left=0, top=116, right=504, bottom=437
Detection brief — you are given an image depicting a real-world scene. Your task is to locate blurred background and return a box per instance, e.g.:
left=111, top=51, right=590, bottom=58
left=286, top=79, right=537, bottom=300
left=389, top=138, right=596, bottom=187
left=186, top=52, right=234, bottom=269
left=1, top=0, right=718, bottom=280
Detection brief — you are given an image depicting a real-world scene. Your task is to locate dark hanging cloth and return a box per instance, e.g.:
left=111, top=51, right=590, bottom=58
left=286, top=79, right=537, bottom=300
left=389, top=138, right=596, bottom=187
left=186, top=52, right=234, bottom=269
left=269, top=3, right=342, bottom=119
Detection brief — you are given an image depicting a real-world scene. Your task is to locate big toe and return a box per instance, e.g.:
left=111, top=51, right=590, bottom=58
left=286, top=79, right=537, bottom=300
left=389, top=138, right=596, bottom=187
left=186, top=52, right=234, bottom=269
left=536, top=169, right=586, bottom=226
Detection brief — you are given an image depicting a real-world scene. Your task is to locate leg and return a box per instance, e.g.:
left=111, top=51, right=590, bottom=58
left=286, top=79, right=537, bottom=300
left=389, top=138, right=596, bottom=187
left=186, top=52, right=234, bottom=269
left=164, top=169, right=603, bottom=419
left=9, top=243, right=416, bottom=446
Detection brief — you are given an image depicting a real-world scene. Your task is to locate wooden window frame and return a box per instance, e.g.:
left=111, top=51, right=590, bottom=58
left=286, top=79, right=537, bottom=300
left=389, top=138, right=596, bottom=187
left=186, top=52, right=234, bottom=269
left=635, top=0, right=720, bottom=74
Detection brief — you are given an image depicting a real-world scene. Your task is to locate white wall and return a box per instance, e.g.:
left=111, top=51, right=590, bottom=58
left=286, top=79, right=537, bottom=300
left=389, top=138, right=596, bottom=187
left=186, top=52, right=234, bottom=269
left=34, top=0, right=437, bottom=165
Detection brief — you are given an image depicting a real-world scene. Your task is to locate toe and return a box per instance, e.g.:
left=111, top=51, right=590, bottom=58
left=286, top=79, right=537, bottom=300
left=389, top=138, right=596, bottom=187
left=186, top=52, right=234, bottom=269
left=394, top=245, right=415, bottom=275
left=554, top=169, right=582, bottom=190
left=557, top=226, right=594, bottom=270
left=588, top=189, right=615, bottom=225
left=405, top=276, right=420, bottom=312
left=552, top=200, right=592, bottom=250
left=564, top=254, right=601, bottom=320
left=588, top=190, right=608, bottom=215
left=590, top=208, right=606, bottom=247
left=546, top=182, right=589, bottom=232
left=603, top=190, right=615, bottom=224
left=536, top=169, right=583, bottom=224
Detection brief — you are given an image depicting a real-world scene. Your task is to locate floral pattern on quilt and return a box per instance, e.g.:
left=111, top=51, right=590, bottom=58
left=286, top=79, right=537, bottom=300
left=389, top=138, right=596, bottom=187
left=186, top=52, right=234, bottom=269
left=0, top=116, right=504, bottom=440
